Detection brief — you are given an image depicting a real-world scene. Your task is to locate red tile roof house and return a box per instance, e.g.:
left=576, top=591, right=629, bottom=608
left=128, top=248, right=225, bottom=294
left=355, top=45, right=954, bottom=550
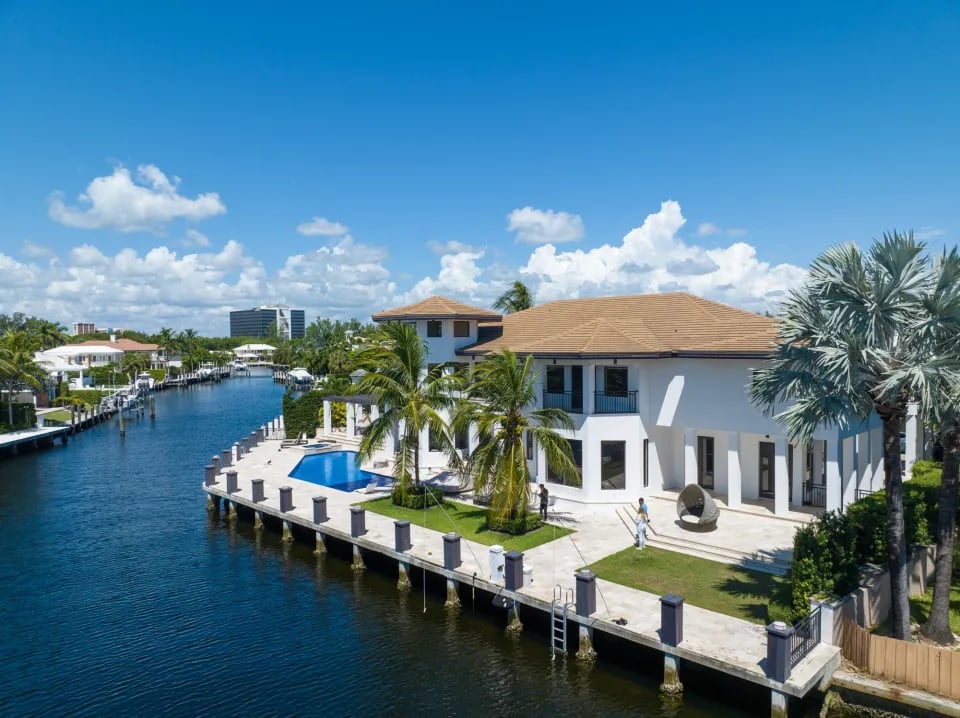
left=345, top=293, right=920, bottom=516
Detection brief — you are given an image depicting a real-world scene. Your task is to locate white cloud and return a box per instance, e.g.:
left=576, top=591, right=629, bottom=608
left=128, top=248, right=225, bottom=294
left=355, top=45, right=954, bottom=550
left=697, top=221, right=746, bottom=237
left=296, top=216, right=349, bottom=236
left=522, top=200, right=805, bottom=312
left=184, top=228, right=211, bottom=247
left=507, top=206, right=585, bottom=244
left=48, top=164, right=226, bottom=233
left=427, top=240, right=478, bottom=255
left=914, top=227, right=946, bottom=241
left=21, top=241, right=55, bottom=260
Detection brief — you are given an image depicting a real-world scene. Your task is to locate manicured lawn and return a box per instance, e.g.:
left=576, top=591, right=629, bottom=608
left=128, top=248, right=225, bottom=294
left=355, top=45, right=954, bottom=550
left=42, top=409, right=73, bottom=423
left=589, top=546, right=794, bottom=625
left=361, top=497, right=573, bottom=552
left=909, top=585, right=960, bottom=635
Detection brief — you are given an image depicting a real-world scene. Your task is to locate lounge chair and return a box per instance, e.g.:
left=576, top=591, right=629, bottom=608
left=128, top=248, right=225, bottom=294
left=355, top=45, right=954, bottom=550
left=676, top=484, right=720, bottom=530
left=281, top=432, right=307, bottom=448
left=356, top=479, right=392, bottom=494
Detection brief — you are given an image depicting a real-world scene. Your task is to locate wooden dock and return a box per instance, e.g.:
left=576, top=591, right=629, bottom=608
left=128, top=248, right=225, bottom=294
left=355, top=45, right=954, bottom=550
left=202, top=420, right=840, bottom=717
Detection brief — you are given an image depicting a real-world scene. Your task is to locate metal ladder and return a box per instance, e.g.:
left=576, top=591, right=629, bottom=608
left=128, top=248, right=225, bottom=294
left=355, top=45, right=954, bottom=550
left=550, top=585, right=574, bottom=659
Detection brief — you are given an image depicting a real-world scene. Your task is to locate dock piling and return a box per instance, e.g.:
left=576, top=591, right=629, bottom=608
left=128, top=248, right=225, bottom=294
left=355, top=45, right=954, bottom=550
left=765, top=621, right=793, bottom=717
left=312, top=496, right=328, bottom=524
left=659, top=594, right=685, bottom=696
left=279, top=486, right=293, bottom=512
left=221, top=448, right=232, bottom=468
left=149, top=396, right=155, bottom=419
left=443, top=533, right=462, bottom=608
left=314, top=530, right=326, bottom=554
left=204, top=464, right=216, bottom=486
left=206, top=493, right=220, bottom=512
left=395, top=521, right=411, bottom=590
left=575, top=570, right=598, bottom=661
left=252, top=479, right=265, bottom=503
left=118, top=408, right=125, bottom=438
left=350, top=506, right=366, bottom=571
left=211, top=455, right=221, bottom=474
left=225, top=469, right=238, bottom=494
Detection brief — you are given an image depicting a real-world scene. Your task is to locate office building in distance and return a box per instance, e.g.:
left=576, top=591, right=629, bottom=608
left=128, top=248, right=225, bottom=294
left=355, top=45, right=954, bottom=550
left=230, top=305, right=305, bottom=340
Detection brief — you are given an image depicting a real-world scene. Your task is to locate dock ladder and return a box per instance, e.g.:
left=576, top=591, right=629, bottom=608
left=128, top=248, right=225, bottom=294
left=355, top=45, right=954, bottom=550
left=550, top=584, right=575, bottom=660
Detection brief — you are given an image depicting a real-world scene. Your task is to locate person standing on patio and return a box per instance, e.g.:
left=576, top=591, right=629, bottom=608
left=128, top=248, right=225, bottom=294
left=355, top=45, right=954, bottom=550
left=538, top=484, right=549, bottom=520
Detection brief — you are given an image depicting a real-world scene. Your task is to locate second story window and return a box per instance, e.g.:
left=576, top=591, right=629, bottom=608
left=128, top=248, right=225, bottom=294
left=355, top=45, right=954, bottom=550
left=604, top=366, right=628, bottom=395
left=546, top=365, right=565, bottom=394
left=427, top=320, right=442, bottom=338
left=453, top=320, right=470, bottom=337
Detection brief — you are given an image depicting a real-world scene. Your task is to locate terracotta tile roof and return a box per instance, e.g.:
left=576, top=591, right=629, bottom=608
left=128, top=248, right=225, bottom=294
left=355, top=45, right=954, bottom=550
left=460, top=292, right=775, bottom=357
left=73, top=338, right=159, bottom=352
left=372, top=296, right=502, bottom=322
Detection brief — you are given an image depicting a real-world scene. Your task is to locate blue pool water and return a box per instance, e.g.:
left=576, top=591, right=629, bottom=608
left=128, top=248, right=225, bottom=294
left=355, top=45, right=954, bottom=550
left=288, top=450, right=391, bottom=491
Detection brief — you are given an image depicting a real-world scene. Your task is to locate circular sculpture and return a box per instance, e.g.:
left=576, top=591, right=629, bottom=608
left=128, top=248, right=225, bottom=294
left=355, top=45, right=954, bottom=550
left=676, top=484, right=720, bottom=531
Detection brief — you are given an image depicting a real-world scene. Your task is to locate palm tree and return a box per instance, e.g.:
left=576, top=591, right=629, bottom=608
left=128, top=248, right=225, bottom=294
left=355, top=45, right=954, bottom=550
left=493, top=280, right=534, bottom=314
left=156, top=327, right=176, bottom=361
left=453, top=349, right=578, bottom=521
left=749, top=233, right=960, bottom=642
left=0, top=333, right=47, bottom=428
left=36, top=320, right=68, bottom=350
left=121, top=352, right=151, bottom=381
left=354, top=322, right=462, bottom=497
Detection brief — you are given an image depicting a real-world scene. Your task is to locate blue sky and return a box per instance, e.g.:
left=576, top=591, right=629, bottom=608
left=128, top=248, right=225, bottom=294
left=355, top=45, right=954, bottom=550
left=1, top=1, right=958, bottom=333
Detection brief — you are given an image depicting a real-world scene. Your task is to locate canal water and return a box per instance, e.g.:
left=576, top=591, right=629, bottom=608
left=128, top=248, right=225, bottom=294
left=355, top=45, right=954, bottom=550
left=1, top=376, right=780, bottom=716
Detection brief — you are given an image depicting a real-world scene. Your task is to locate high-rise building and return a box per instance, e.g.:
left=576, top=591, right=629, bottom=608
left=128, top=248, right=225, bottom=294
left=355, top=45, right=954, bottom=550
left=230, top=305, right=305, bottom=340
left=72, top=322, right=97, bottom=336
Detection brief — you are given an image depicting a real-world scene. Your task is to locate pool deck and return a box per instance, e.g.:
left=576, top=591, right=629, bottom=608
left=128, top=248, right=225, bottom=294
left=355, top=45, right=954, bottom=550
left=205, top=433, right=840, bottom=705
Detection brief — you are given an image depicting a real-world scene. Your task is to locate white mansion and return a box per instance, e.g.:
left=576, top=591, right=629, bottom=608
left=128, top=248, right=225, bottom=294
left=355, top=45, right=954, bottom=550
left=366, top=293, right=921, bottom=517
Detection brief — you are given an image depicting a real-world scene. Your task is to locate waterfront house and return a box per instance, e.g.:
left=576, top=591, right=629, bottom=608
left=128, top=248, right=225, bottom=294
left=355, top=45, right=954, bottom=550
left=232, top=343, right=276, bottom=365
left=34, top=345, right=125, bottom=388
left=367, top=294, right=924, bottom=517
left=72, top=337, right=164, bottom=369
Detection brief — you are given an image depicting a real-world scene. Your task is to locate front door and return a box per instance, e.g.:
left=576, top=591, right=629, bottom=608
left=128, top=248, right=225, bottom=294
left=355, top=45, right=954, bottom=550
left=759, top=441, right=775, bottom=498
left=697, top=436, right=715, bottom=489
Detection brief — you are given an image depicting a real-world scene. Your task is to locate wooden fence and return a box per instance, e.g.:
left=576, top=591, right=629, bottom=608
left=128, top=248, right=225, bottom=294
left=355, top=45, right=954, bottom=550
left=841, top=619, right=960, bottom=700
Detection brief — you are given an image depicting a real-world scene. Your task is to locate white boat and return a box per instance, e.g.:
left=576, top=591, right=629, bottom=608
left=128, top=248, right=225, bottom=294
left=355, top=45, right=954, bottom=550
left=286, top=367, right=313, bottom=386
left=233, top=360, right=248, bottom=372
left=135, top=372, right=156, bottom=391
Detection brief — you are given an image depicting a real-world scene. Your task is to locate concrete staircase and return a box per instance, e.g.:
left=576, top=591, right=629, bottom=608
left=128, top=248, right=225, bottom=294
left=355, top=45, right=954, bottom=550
left=618, top=507, right=790, bottom=576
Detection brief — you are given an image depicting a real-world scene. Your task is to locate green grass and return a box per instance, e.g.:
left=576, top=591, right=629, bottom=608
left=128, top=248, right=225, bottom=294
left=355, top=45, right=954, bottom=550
left=909, top=585, right=960, bottom=635
left=361, top=497, right=574, bottom=552
left=43, top=409, right=73, bottom=423
left=589, top=546, right=794, bottom=625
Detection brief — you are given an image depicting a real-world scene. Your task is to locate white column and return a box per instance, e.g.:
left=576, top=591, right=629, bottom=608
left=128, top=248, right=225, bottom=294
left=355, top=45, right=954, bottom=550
left=774, top=436, right=789, bottom=515
left=322, top=401, right=332, bottom=435
left=870, top=424, right=884, bottom=491
left=811, top=440, right=823, bottom=498
left=370, top=404, right=380, bottom=421
left=825, top=438, right=842, bottom=513
left=584, top=363, right=595, bottom=415
left=727, top=432, right=742, bottom=508
left=905, top=403, right=919, bottom=477
left=791, top=442, right=805, bottom=508
left=841, top=436, right=856, bottom=510
left=857, top=430, right=871, bottom=496
left=346, top=403, right=355, bottom=438
left=683, top=428, right=697, bottom=486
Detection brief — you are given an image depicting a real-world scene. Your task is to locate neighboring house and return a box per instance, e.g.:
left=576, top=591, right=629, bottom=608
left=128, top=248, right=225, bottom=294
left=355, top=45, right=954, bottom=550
left=34, top=345, right=125, bottom=388
left=370, top=293, right=924, bottom=517
left=233, top=343, right=276, bottom=364
left=72, top=337, right=163, bottom=368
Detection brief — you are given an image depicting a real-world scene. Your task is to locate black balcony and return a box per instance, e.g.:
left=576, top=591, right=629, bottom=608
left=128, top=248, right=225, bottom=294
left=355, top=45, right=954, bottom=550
left=542, top=390, right=583, bottom=414
left=594, top=390, right=637, bottom=414
left=803, top=482, right=827, bottom=508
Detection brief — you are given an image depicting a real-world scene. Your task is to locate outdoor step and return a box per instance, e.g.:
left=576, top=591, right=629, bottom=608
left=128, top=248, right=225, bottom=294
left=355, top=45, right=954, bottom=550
left=645, top=533, right=790, bottom=576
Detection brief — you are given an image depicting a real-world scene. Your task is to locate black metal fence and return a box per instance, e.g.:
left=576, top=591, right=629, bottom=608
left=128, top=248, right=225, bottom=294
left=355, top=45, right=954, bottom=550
left=790, top=606, right=821, bottom=667
left=594, top=390, right=637, bottom=414
left=855, top=488, right=875, bottom=501
left=803, top=482, right=826, bottom=508
left=542, top=390, right=583, bottom=414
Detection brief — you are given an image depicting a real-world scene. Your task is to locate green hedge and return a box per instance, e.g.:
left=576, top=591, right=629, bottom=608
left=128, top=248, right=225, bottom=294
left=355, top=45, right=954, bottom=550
left=486, top=511, right=542, bottom=535
left=282, top=390, right=323, bottom=439
left=148, top=368, right=166, bottom=382
left=0, top=402, right=36, bottom=433
left=67, top=389, right=107, bottom=406
left=392, top=485, right=445, bottom=509
left=790, top=460, right=944, bottom=616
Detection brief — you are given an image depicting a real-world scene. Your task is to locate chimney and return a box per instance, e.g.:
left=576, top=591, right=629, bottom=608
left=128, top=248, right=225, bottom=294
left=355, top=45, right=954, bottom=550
left=110, top=334, right=116, bottom=343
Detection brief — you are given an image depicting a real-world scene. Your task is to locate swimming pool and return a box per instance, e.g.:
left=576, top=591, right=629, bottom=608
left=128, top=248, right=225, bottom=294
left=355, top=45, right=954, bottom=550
left=288, top=450, right=392, bottom=492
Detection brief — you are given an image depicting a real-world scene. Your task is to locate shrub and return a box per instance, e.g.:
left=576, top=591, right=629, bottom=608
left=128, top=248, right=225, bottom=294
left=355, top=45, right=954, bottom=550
left=67, top=389, right=107, bottom=407
left=486, top=511, right=542, bottom=535
left=791, top=461, right=946, bottom=613
left=148, top=369, right=166, bottom=382
left=392, top=485, right=445, bottom=510
left=0, top=402, right=36, bottom=432
left=282, top=390, right=324, bottom=439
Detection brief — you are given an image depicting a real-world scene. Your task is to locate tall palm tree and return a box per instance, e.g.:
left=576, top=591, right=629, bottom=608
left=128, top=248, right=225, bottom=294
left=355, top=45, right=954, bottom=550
left=493, top=280, right=534, bottom=314
left=750, top=233, right=960, bottom=642
left=0, top=333, right=47, bottom=427
left=453, top=349, right=578, bottom=520
left=354, top=322, right=462, bottom=497
left=36, top=320, right=68, bottom=350
left=156, top=327, right=176, bottom=361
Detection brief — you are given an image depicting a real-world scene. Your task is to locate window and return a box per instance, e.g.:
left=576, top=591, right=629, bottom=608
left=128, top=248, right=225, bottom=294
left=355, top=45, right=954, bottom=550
left=548, top=439, right=582, bottom=486
left=525, top=430, right=534, bottom=457
left=427, top=320, right=442, bottom=337
left=604, top=366, right=628, bottom=395
left=546, top=365, right=565, bottom=394
left=455, top=425, right=469, bottom=451
left=403, top=321, right=417, bottom=328
left=601, top=441, right=626, bottom=490
left=697, top=435, right=715, bottom=489
left=429, top=426, right=443, bottom=452
left=453, top=320, right=470, bottom=337
left=643, top=438, right=650, bottom=488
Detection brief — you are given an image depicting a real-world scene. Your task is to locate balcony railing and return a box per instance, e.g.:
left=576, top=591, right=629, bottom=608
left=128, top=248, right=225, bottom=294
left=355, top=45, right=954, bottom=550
left=594, top=390, right=637, bottom=414
left=542, top=390, right=583, bottom=414
left=803, top=482, right=826, bottom=508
